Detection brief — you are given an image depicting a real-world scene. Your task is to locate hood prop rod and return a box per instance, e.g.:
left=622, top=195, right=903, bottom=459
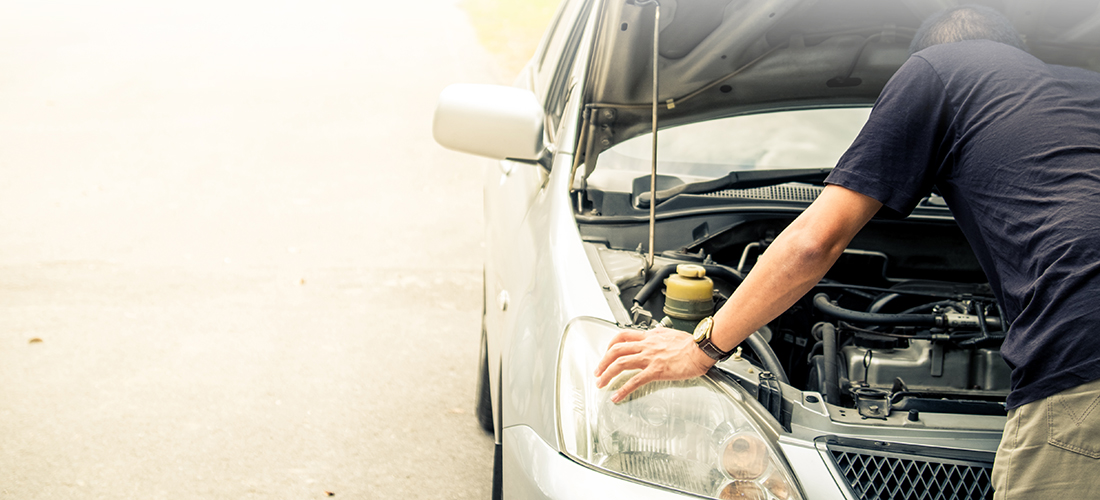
left=637, top=0, right=661, bottom=272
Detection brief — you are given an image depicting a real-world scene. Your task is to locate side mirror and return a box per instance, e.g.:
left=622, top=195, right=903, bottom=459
left=432, top=84, right=545, bottom=161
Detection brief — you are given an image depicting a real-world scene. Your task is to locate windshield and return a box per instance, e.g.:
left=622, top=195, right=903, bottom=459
left=599, top=108, right=872, bottom=178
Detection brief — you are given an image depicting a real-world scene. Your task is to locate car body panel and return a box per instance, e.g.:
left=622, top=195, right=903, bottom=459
left=481, top=155, right=548, bottom=440
left=496, top=147, right=616, bottom=449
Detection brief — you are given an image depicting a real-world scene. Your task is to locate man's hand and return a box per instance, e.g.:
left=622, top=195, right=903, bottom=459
left=594, top=326, right=716, bottom=403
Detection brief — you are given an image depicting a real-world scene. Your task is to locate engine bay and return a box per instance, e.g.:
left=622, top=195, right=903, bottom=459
left=588, top=207, right=1010, bottom=420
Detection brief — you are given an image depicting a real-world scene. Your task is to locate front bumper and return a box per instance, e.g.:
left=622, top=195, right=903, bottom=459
left=503, top=419, right=1002, bottom=500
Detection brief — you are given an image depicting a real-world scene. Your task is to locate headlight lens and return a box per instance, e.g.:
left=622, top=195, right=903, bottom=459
left=557, top=318, right=802, bottom=500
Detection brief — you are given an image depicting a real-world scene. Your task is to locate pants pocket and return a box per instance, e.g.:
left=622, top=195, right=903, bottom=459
left=1047, top=381, right=1100, bottom=459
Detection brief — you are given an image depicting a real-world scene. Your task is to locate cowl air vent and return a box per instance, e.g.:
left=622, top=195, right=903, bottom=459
left=702, top=184, right=822, bottom=203
left=818, top=436, right=995, bottom=500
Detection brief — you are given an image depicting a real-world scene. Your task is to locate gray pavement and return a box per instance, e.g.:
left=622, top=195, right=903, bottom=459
left=0, top=1, right=500, bottom=498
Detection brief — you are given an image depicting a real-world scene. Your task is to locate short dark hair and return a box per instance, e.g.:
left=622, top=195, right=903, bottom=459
left=910, top=5, right=1027, bottom=55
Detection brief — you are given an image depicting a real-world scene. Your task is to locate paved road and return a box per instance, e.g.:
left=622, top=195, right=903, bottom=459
left=0, top=1, right=500, bottom=498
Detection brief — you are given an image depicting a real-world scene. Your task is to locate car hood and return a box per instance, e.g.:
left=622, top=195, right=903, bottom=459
left=584, top=0, right=1100, bottom=149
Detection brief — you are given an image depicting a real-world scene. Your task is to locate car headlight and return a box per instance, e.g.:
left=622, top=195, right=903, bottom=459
left=557, top=318, right=803, bottom=500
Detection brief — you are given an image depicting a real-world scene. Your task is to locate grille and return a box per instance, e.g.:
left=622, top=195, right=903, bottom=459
left=822, top=437, right=995, bottom=500
left=703, top=184, right=822, bottom=202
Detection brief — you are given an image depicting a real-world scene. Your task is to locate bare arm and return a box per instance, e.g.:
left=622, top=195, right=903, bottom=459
left=595, top=184, right=883, bottom=402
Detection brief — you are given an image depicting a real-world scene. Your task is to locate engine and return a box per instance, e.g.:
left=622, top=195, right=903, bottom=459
left=803, top=283, right=1008, bottom=418
left=602, top=236, right=1009, bottom=418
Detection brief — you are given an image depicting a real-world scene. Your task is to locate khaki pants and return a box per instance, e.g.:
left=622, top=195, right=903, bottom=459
left=992, top=377, right=1100, bottom=499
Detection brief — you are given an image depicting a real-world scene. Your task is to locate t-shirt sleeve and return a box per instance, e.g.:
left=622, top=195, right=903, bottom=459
left=825, top=55, right=953, bottom=218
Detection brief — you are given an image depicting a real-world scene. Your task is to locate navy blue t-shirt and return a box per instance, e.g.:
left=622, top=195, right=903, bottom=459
left=825, top=40, right=1100, bottom=409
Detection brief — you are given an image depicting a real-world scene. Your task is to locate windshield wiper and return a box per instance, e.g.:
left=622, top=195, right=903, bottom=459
left=637, top=168, right=832, bottom=207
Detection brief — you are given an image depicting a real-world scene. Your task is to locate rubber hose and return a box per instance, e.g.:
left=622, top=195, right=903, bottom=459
left=813, top=322, right=841, bottom=406
left=744, top=326, right=789, bottom=385
left=867, top=293, right=900, bottom=314
left=813, top=293, right=938, bottom=326
left=632, top=265, right=678, bottom=307
left=701, top=265, right=744, bottom=289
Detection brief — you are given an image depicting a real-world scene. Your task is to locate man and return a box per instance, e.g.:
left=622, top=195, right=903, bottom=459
left=595, top=5, right=1100, bottom=497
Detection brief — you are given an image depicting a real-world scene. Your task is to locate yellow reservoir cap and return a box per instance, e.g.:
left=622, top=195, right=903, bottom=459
left=665, top=264, right=713, bottom=303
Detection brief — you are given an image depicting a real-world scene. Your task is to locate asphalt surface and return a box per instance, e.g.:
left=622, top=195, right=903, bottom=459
left=0, top=1, right=499, bottom=498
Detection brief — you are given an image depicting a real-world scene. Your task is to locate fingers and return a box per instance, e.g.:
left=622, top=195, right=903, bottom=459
left=612, top=367, right=656, bottom=403
left=595, top=353, right=649, bottom=390
left=594, top=338, right=645, bottom=378
left=593, top=329, right=647, bottom=379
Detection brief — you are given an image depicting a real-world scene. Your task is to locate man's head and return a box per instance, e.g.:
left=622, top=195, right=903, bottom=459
left=910, top=5, right=1027, bottom=55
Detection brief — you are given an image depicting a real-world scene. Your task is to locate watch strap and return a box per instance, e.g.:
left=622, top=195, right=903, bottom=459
left=698, top=337, right=733, bottom=361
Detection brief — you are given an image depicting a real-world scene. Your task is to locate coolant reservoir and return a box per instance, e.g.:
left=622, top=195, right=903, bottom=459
left=663, top=264, right=715, bottom=331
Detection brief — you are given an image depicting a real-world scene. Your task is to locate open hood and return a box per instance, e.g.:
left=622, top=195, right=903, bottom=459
left=582, top=0, right=1100, bottom=153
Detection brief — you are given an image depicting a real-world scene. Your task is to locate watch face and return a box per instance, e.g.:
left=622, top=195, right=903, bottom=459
left=693, top=317, right=712, bottom=343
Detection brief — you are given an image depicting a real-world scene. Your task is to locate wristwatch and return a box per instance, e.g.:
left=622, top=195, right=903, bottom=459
left=692, top=316, right=734, bottom=362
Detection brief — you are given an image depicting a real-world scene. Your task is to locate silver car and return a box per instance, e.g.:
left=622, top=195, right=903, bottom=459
left=433, top=1, right=1100, bottom=499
